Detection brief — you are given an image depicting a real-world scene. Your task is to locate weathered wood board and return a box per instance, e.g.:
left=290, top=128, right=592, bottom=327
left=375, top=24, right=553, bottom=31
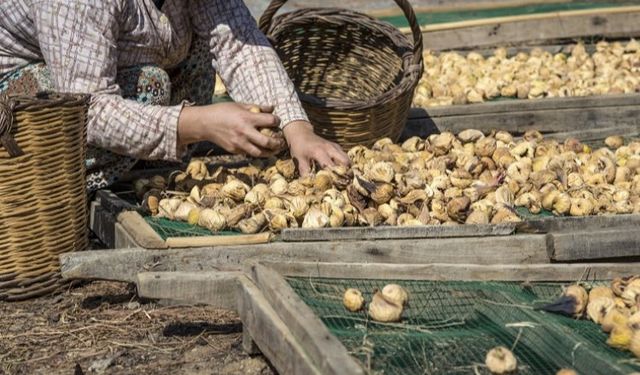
left=281, top=222, right=514, bottom=242
left=248, top=265, right=365, bottom=375
left=280, top=213, right=639, bottom=247
left=89, top=190, right=137, bottom=249
left=418, top=8, right=640, bottom=51
left=404, top=94, right=640, bottom=141
left=549, top=228, right=640, bottom=262
left=517, top=213, right=640, bottom=234
left=135, top=271, right=241, bottom=309
left=116, top=211, right=271, bottom=249
left=245, top=0, right=574, bottom=18
left=236, top=275, right=324, bottom=375
left=60, top=232, right=550, bottom=282
left=262, top=261, right=640, bottom=281
left=117, top=211, right=166, bottom=249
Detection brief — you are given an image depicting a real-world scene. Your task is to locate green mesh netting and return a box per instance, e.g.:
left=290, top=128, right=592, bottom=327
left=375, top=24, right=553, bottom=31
left=380, top=2, right=638, bottom=29
left=287, top=277, right=640, bottom=375
left=516, top=207, right=555, bottom=220
left=143, top=216, right=239, bottom=240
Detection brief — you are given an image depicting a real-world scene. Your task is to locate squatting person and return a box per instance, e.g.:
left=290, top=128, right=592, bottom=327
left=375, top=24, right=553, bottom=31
left=0, top=0, right=350, bottom=191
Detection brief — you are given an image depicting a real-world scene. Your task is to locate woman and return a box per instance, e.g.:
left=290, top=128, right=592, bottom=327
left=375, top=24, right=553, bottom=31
left=0, top=0, right=349, bottom=191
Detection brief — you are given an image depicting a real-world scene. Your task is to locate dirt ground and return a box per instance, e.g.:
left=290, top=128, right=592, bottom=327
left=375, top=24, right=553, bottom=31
left=0, top=281, right=276, bottom=375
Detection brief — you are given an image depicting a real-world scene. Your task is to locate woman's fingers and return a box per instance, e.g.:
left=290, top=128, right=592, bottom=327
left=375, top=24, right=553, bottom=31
left=251, top=112, right=280, bottom=128
left=242, top=103, right=281, bottom=128
left=329, top=143, right=350, bottom=165
left=312, top=149, right=335, bottom=169
left=259, top=105, right=275, bottom=113
left=296, top=156, right=312, bottom=176
left=241, top=141, right=266, bottom=158
left=246, top=128, right=282, bottom=151
left=243, top=103, right=275, bottom=114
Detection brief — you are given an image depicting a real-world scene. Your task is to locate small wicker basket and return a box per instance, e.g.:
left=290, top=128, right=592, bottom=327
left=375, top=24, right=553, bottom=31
left=0, top=93, right=88, bottom=301
left=259, top=0, right=424, bottom=150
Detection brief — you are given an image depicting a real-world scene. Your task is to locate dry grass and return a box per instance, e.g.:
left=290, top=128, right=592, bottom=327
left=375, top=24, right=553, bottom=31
left=0, top=281, right=274, bottom=375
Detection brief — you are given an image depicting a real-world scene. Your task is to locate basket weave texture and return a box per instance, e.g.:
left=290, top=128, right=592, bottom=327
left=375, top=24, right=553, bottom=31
left=0, top=93, right=89, bottom=301
left=259, top=0, right=424, bottom=150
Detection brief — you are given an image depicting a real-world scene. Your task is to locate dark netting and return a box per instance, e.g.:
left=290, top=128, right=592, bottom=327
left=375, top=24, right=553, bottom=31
left=286, top=277, right=640, bottom=375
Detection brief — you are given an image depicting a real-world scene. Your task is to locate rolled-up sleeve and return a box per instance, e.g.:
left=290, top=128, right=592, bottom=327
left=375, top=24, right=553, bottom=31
left=189, top=0, right=309, bottom=128
left=33, top=0, right=184, bottom=161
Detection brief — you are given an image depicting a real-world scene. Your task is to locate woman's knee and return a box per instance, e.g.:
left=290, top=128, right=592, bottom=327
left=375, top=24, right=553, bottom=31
left=0, top=63, right=53, bottom=96
left=116, top=65, right=171, bottom=106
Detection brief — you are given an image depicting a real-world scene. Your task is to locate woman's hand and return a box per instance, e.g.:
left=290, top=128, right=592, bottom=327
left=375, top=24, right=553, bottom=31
left=178, top=103, right=350, bottom=174
left=283, top=121, right=350, bottom=175
left=178, top=102, right=285, bottom=158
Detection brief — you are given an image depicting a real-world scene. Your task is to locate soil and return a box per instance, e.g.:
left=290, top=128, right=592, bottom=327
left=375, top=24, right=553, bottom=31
left=0, top=281, right=276, bottom=375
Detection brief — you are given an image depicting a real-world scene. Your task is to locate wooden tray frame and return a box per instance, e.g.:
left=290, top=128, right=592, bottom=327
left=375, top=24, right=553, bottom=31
left=405, top=94, right=640, bottom=143
left=116, top=207, right=640, bottom=264
left=89, top=189, right=640, bottom=269
left=90, top=190, right=270, bottom=249
left=111, top=261, right=640, bottom=375
left=409, top=5, right=640, bottom=51
left=239, top=261, right=640, bottom=375
left=399, top=8, right=640, bottom=141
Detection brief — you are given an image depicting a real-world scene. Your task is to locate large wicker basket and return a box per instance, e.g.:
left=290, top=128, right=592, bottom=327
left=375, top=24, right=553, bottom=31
left=0, top=93, right=88, bottom=301
left=259, top=0, right=424, bottom=150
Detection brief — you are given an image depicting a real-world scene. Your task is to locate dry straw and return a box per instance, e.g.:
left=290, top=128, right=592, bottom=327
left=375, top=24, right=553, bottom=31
left=0, top=93, right=88, bottom=301
left=259, top=0, right=424, bottom=150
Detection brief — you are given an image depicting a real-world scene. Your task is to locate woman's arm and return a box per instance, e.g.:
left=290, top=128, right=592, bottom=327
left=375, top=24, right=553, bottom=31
left=188, top=0, right=349, bottom=173
left=33, top=0, right=186, bottom=161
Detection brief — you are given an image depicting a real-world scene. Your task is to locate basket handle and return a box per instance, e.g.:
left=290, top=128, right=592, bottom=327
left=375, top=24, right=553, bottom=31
left=258, top=0, right=424, bottom=67
left=0, top=94, right=24, bottom=157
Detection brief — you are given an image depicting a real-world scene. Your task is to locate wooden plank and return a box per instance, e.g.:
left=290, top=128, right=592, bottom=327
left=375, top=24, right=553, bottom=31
left=408, top=6, right=640, bottom=34
left=410, top=94, right=640, bottom=118
left=165, top=232, right=272, bottom=248
left=543, top=126, right=640, bottom=144
left=262, top=261, right=640, bottom=281
left=422, top=12, right=640, bottom=51
left=403, top=113, right=639, bottom=143
left=59, top=234, right=550, bottom=281
left=250, top=264, right=365, bottom=375
left=517, top=214, right=640, bottom=234
left=96, top=189, right=136, bottom=214
left=114, top=222, right=140, bottom=249
left=242, top=329, right=261, bottom=355
left=245, top=0, right=568, bottom=19
left=60, top=248, right=236, bottom=283
left=237, top=276, right=323, bottom=375
left=90, top=202, right=117, bottom=249
left=281, top=223, right=515, bottom=242
left=371, top=0, right=574, bottom=16
left=135, top=271, right=241, bottom=310
left=549, top=228, right=640, bottom=261
left=89, top=201, right=99, bottom=231
left=117, top=211, right=168, bottom=249
left=424, top=104, right=640, bottom=135
left=405, top=95, right=640, bottom=140
left=455, top=43, right=570, bottom=59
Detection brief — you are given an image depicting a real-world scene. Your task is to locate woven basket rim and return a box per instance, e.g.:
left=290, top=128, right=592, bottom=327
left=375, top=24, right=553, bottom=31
left=265, top=7, right=423, bottom=111
left=7, top=92, right=89, bottom=112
